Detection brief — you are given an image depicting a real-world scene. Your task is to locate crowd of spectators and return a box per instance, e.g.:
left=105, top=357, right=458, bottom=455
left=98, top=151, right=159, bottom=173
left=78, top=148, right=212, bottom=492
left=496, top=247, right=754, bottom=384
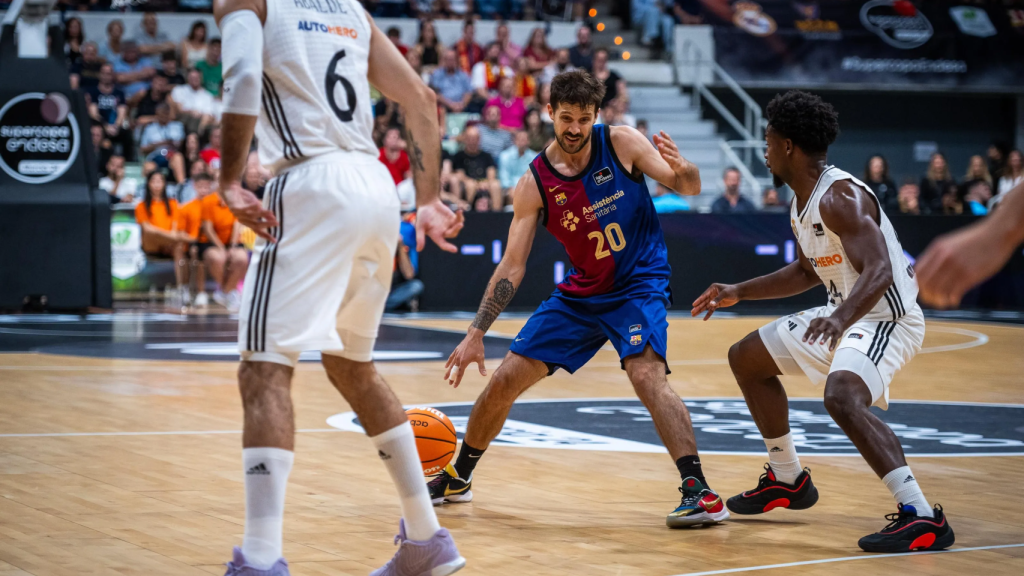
left=371, top=18, right=638, bottom=212
left=44, top=0, right=591, bottom=19
left=65, top=11, right=249, bottom=309
left=864, top=144, right=1022, bottom=217
left=56, top=7, right=1017, bottom=311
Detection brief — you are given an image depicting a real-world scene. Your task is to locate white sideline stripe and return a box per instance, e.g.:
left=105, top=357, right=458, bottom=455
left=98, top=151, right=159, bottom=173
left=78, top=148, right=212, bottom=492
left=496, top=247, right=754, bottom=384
left=670, top=543, right=1024, bottom=576
left=0, top=324, right=989, bottom=371
left=0, top=428, right=340, bottom=438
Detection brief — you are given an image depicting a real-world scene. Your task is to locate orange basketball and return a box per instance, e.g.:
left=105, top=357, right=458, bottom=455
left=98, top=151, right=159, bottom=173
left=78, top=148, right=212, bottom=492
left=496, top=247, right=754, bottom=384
left=406, top=407, right=457, bottom=476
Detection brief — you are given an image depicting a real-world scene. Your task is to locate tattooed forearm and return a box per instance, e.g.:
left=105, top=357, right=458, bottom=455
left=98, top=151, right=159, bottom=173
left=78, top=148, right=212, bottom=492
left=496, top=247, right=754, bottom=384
left=471, top=278, right=516, bottom=333
left=403, top=126, right=426, bottom=173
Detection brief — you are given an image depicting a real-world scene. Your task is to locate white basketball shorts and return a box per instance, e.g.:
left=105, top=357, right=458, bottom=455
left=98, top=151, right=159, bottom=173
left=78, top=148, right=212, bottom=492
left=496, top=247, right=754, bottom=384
left=758, top=304, right=925, bottom=409
left=238, top=150, right=400, bottom=366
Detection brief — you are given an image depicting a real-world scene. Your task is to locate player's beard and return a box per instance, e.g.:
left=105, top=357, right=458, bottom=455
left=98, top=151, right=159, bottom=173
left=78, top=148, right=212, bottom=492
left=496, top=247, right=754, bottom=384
left=555, top=128, right=591, bottom=155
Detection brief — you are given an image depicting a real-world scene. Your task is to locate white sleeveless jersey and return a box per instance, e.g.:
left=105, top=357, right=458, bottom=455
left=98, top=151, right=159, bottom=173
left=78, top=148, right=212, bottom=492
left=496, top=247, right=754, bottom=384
left=256, top=0, right=377, bottom=172
left=790, top=166, right=919, bottom=322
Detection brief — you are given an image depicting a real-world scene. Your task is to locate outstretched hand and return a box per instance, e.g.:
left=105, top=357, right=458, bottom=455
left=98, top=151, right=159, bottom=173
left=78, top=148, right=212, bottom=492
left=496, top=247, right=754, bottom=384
left=444, top=331, right=486, bottom=388
left=691, top=283, right=741, bottom=321
left=416, top=199, right=464, bottom=252
left=915, top=220, right=1015, bottom=309
left=653, top=130, right=685, bottom=172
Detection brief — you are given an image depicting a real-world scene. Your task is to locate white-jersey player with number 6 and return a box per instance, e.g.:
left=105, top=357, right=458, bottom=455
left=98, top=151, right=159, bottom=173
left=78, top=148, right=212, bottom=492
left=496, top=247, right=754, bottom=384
left=212, top=0, right=466, bottom=574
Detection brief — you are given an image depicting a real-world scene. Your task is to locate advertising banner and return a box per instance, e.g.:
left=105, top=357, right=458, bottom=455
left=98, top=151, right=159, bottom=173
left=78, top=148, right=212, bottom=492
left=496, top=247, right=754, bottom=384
left=418, top=213, right=1024, bottom=311
left=702, top=0, right=1024, bottom=90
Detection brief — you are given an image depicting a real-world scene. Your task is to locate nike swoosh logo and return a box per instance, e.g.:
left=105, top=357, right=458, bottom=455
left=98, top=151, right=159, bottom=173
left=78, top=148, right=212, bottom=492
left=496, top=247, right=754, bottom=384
left=445, top=483, right=470, bottom=496
left=468, top=454, right=480, bottom=458
left=515, top=338, right=524, bottom=342
left=700, top=496, right=721, bottom=512
left=548, top=185, right=563, bottom=193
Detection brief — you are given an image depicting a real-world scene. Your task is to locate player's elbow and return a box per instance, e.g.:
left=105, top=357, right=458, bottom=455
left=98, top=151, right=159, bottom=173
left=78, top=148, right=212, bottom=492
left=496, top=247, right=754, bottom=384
left=227, top=70, right=261, bottom=110
left=870, top=263, right=893, bottom=289
left=401, top=82, right=436, bottom=115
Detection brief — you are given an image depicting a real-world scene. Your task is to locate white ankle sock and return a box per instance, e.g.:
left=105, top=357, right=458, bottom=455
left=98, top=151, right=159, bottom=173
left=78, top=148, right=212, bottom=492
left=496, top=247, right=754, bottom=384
left=242, top=447, right=294, bottom=569
left=883, top=466, right=933, bottom=518
left=764, top=432, right=802, bottom=484
left=371, top=422, right=442, bottom=541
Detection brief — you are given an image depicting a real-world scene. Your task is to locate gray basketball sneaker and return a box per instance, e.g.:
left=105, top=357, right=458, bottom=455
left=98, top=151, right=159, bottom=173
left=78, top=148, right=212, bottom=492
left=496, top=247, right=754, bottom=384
left=223, top=547, right=290, bottom=576
left=370, top=520, right=466, bottom=576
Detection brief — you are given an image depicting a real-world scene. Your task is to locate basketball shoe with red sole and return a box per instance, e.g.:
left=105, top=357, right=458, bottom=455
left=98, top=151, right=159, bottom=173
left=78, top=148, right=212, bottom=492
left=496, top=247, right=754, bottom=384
left=666, top=477, right=730, bottom=528
left=858, top=504, right=954, bottom=553
left=726, top=463, right=819, bottom=515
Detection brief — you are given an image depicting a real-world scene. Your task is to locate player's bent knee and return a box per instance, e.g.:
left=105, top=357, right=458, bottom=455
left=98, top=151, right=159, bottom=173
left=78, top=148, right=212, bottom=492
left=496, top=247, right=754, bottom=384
left=237, top=358, right=295, bottom=403
left=728, top=332, right=767, bottom=379
left=823, top=372, right=871, bottom=420
left=321, top=352, right=375, bottom=384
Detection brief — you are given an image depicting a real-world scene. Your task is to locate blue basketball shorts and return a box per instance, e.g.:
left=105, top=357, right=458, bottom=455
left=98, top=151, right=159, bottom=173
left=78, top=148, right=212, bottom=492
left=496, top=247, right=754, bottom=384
left=509, top=278, right=671, bottom=374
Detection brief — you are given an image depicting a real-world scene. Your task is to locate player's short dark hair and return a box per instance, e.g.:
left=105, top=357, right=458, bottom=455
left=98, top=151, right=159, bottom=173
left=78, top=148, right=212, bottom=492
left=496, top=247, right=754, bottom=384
left=550, top=70, right=606, bottom=113
left=765, top=90, right=839, bottom=154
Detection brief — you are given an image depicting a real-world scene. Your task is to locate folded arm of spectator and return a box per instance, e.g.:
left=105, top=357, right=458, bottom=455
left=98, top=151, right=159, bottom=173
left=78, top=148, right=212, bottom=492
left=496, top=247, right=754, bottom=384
left=203, top=221, right=226, bottom=250
left=396, top=235, right=416, bottom=281
left=114, top=104, right=128, bottom=132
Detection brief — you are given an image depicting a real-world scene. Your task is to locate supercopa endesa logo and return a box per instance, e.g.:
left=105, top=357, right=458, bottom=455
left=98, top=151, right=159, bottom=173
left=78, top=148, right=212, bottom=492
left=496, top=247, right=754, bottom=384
left=0, top=92, right=80, bottom=184
left=860, top=0, right=934, bottom=49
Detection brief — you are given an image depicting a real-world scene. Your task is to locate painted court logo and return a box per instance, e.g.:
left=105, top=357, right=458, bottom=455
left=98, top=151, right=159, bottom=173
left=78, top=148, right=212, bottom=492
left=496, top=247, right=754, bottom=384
left=329, top=399, right=1024, bottom=457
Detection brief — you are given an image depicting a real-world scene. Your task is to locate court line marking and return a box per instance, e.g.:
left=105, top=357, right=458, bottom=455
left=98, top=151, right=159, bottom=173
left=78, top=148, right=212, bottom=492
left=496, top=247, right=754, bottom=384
left=0, top=324, right=987, bottom=370
left=669, top=543, right=1024, bottom=576
left=3, top=397, right=1021, bottom=441
left=0, top=429, right=340, bottom=438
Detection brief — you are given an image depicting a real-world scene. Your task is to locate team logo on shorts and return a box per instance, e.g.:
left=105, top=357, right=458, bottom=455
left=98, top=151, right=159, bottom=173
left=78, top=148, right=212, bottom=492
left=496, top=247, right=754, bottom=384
left=630, top=334, right=643, bottom=345
left=560, top=210, right=580, bottom=232
left=593, top=166, right=614, bottom=186
left=848, top=333, right=864, bottom=339
left=555, top=192, right=567, bottom=206
left=629, top=324, right=642, bottom=333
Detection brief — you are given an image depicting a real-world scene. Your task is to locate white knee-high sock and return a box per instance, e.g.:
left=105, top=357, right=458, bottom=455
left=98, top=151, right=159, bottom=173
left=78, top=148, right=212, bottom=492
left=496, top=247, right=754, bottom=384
left=242, top=447, right=294, bottom=569
left=764, top=432, right=802, bottom=484
left=371, top=422, right=442, bottom=541
left=883, top=466, right=933, bottom=518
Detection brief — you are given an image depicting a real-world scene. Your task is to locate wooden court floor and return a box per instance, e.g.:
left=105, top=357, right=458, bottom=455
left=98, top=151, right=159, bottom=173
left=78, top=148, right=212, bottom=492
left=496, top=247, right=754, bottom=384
left=0, top=315, right=1022, bottom=575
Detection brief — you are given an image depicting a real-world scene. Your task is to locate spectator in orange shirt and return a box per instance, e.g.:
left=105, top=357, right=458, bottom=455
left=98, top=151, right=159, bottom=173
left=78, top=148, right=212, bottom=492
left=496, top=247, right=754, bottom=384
left=134, top=170, right=189, bottom=293
left=199, top=191, right=249, bottom=311
left=177, top=173, right=215, bottom=307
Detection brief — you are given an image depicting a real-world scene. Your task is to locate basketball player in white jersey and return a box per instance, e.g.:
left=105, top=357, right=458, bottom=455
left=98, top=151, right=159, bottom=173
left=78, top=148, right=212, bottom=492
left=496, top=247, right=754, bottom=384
left=692, top=91, right=954, bottom=553
left=212, top=0, right=466, bottom=574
